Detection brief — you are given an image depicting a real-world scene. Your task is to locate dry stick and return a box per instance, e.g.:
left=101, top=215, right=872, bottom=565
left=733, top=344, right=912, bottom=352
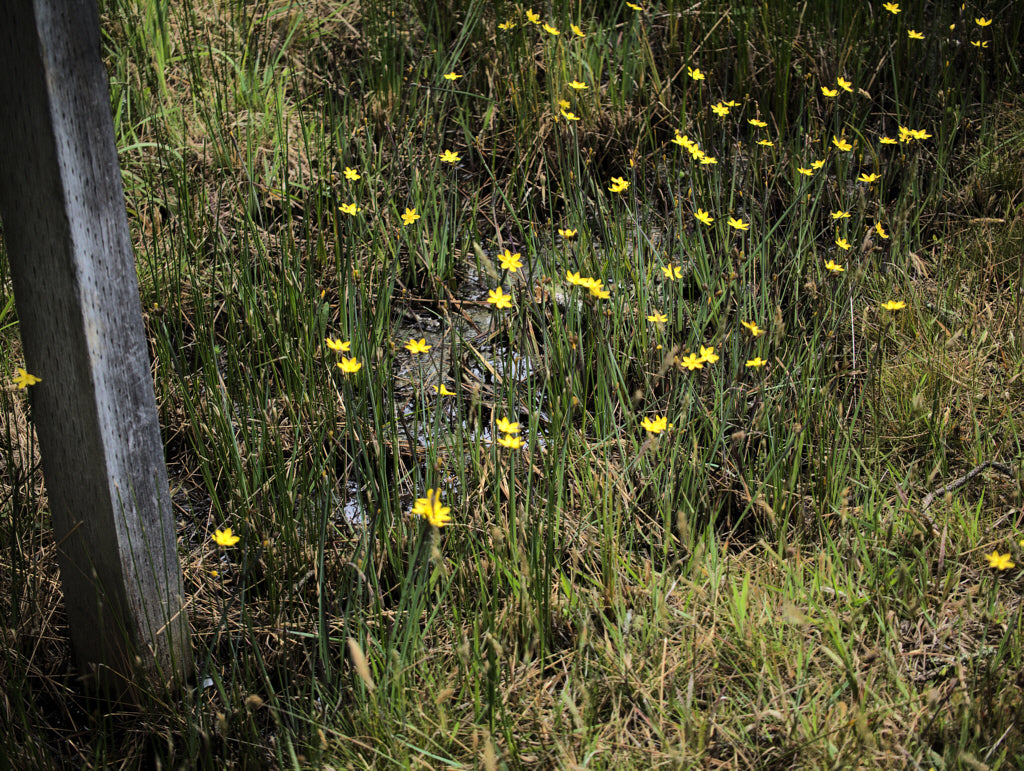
left=920, top=459, right=1017, bottom=513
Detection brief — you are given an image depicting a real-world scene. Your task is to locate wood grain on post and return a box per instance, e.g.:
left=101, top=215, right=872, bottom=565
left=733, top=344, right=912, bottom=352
left=0, top=0, right=191, bottom=690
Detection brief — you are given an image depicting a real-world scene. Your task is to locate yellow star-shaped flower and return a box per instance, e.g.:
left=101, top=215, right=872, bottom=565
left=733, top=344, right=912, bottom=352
left=487, top=287, right=513, bottom=309
left=411, top=489, right=451, bottom=528
left=212, top=527, right=241, bottom=547
left=608, top=176, right=630, bottom=193
left=832, top=135, right=853, bottom=151
left=497, top=433, right=525, bottom=449
left=741, top=320, right=765, bottom=337
left=496, top=417, right=520, bottom=434
left=404, top=338, right=431, bottom=354
left=641, top=415, right=669, bottom=434
left=986, top=550, right=1015, bottom=570
left=13, top=368, right=41, bottom=389
left=337, top=357, right=362, bottom=374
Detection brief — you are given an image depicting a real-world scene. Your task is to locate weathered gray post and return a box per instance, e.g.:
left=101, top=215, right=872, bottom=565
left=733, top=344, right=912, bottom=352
left=0, top=0, right=191, bottom=691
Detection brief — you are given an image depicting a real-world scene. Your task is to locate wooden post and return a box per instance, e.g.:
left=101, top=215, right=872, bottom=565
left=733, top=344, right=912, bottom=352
left=0, top=0, right=191, bottom=691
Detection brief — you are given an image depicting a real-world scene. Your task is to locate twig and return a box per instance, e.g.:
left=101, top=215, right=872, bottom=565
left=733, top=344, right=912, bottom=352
left=921, top=459, right=1016, bottom=512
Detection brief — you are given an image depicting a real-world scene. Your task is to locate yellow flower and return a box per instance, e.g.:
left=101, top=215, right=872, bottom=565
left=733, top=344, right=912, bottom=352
left=975, top=17, right=992, bottom=27
left=405, top=338, right=431, bottom=354
left=337, top=357, right=362, bottom=374
left=883, top=2, right=899, bottom=13
left=835, top=237, right=851, bottom=251
left=757, top=139, right=774, bottom=147
left=880, top=136, right=897, bottom=145
left=972, top=40, right=989, bottom=48
left=858, top=172, right=880, bottom=183
left=746, top=357, right=768, bottom=368
left=498, top=249, right=523, bottom=272
left=797, top=167, right=814, bottom=177
left=831, top=210, right=851, bottom=220
left=837, top=76, right=853, bottom=92
left=588, top=282, right=611, bottom=300
left=526, top=9, right=540, bottom=23
left=811, top=159, right=826, bottom=169
left=695, top=208, right=714, bottom=226
left=411, top=488, right=451, bottom=528
left=401, top=207, right=420, bottom=225
left=671, top=133, right=691, bottom=149
left=325, top=337, right=351, bottom=352
left=569, top=80, right=588, bottom=90
left=640, top=415, right=669, bottom=434
left=881, top=300, right=906, bottom=311
left=662, top=265, right=683, bottom=280
left=699, top=155, right=718, bottom=165
left=496, top=417, right=520, bottom=434
left=560, top=110, right=580, bottom=122
left=688, top=66, right=705, bottom=81
left=443, top=71, right=461, bottom=80
left=571, top=24, right=585, bottom=37
left=558, top=228, right=578, bottom=238
left=741, top=320, right=765, bottom=337
left=699, top=345, right=719, bottom=364
left=825, top=259, right=845, bottom=273
left=986, top=550, right=1015, bottom=570
left=874, top=222, right=889, bottom=239
left=558, top=99, right=571, bottom=110
left=832, top=135, right=853, bottom=151
left=749, top=118, right=767, bottom=127
left=728, top=216, right=749, bottom=231
left=487, top=287, right=513, bottom=308
left=608, top=176, right=629, bottom=193
left=497, top=433, right=525, bottom=449
left=212, top=527, right=241, bottom=547
left=432, top=384, right=457, bottom=395
left=566, top=270, right=589, bottom=286
left=13, top=368, right=41, bottom=389
left=440, top=149, right=461, bottom=163
left=542, top=23, right=560, bottom=35
left=647, top=311, right=668, bottom=323
left=711, top=102, right=730, bottom=117
left=344, top=167, right=361, bottom=180
left=339, top=203, right=362, bottom=215
left=498, top=20, right=515, bottom=30
left=821, top=86, right=838, bottom=98
left=627, top=2, right=643, bottom=9
left=910, top=128, right=931, bottom=140
left=908, top=29, right=924, bottom=39
left=679, top=353, right=704, bottom=371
